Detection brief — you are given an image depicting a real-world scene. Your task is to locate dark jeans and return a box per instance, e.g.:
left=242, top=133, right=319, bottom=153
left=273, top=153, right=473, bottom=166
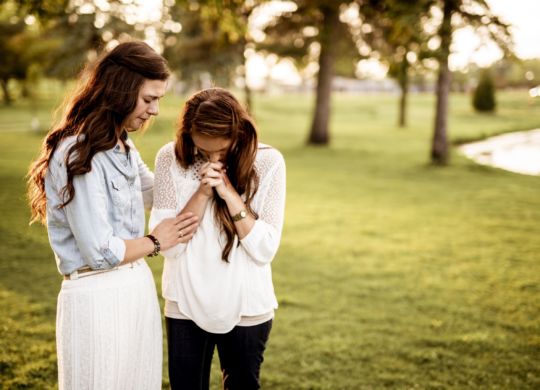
left=166, top=317, right=273, bottom=390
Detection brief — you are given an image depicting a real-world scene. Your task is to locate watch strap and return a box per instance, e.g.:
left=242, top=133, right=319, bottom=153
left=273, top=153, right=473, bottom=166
left=231, top=209, right=247, bottom=222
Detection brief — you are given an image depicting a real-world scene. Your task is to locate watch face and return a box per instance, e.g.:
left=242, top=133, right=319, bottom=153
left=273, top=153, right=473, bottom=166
left=233, top=210, right=247, bottom=221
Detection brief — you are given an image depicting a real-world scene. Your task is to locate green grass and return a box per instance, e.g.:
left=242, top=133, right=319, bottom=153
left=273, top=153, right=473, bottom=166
left=1, top=86, right=539, bottom=389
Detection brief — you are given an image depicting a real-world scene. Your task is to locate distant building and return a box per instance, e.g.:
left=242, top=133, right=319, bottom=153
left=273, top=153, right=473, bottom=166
left=262, top=76, right=435, bottom=94
left=331, top=76, right=399, bottom=93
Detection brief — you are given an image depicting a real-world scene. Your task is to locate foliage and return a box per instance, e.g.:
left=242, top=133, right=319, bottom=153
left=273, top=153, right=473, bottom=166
left=2, top=87, right=540, bottom=388
left=0, top=2, right=50, bottom=104
left=430, top=0, right=512, bottom=165
left=163, top=1, right=243, bottom=88
left=5, top=0, right=68, bottom=20
left=163, top=0, right=261, bottom=93
left=361, top=0, right=433, bottom=73
left=259, top=0, right=359, bottom=76
left=0, top=0, right=145, bottom=103
left=472, top=69, right=496, bottom=112
left=42, top=2, right=146, bottom=80
left=360, top=0, right=433, bottom=126
left=0, top=19, right=26, bottom=104
left=259, top=0, right=362, bottom=145
left=491, top=58, right=540, bottom=88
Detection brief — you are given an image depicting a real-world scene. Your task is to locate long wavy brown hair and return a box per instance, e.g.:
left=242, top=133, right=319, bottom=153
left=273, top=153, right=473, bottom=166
left=175, top=88, right=259, bottom=262
left=27, top=41, right=169, bottom=224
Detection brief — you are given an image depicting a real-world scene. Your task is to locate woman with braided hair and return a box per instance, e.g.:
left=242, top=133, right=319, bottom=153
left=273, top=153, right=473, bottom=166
left=150, top=88, right=286, bottom=389
left=27, top=41, right=198, bottom=389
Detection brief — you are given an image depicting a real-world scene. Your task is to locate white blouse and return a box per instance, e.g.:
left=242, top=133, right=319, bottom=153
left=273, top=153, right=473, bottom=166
left=149, top=142, right=286, bottom=333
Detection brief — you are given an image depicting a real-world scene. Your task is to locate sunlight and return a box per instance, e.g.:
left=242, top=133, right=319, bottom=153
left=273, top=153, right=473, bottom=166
left=93, top=0, right=540, bottom=84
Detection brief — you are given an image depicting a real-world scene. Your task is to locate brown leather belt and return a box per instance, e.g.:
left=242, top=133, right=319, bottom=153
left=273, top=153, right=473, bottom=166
left=63, top=261, right=142, bottom=280
left=63, top=266, right=105, bottom=280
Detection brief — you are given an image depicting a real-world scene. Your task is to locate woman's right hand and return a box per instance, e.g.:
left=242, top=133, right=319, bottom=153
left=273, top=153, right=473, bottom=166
left=198, top=161, right=223, bottom=197
left=150, top=212, right=198, bottom=250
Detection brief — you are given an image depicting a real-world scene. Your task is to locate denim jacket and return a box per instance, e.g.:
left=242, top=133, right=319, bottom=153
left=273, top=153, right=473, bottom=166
left=45, top=135, right=154, bottom=275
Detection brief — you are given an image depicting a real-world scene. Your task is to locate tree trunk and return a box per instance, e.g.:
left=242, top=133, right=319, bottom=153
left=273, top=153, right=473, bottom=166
left=1, top=78, right=12, bottom=105
left=243, top=55, right=252, bottom=114
left=244, top=82, right=252, bottom=115
left=21, top=80, right=30, bottom=98
left=432, top=65, right=451, bottom=164
left=398, top=59, right=409, bottom=128
left=241, top=8, right=254, bottom=115
left=307, top=5, right=339, bottom=145
left=431, top=0, right=455, bottom=164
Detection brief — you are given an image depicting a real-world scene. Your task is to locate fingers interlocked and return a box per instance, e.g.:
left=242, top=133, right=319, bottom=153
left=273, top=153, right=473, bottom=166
left=199, top=162, right=224, bottom=184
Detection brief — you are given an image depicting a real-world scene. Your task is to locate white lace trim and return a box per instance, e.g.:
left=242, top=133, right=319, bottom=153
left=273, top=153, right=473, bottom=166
left=153, top=142, right=285, bottom=233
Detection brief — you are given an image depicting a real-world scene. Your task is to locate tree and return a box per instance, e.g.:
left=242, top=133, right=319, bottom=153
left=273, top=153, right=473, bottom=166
left=6, top=0, right=67, bottom=19
left=308, top=3, right=340, bottom=144
left=42, top=2, right=145, bottom=81
left=221, top=0, right=262, bottom=112
left=430, top=0, right=511, bottom=164
left=489, top=58, right=540, bottom=89
left=261, top=0, right=360, bottom=145
left=0, top=19, right=27, bottom=104
left=0, top=0, right=147, bottom=104
left=162, top=0, right=260, bottom=110
left=43, top=13, right=107, bottom=80
left=163, top=2, right=242, bottom=89
left=360, top=0, right=433, bottom=127
left=472, top=69, right=495, bottom=112
left=0, top=1, right=52, bottom=104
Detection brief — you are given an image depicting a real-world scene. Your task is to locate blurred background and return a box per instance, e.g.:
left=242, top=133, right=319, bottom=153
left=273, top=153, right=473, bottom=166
left=1, top=0, right=539, bottom=389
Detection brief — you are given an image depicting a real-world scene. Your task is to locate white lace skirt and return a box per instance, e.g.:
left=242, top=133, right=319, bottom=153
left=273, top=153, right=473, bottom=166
left=56, top=260, right=162, bottom=390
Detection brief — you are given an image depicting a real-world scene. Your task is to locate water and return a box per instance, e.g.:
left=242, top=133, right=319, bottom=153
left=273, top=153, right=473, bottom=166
left=458, top=129, right=540, bottom=176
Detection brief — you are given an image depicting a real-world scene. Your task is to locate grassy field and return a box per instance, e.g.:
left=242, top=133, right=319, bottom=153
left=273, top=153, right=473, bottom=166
left=1, top=86, right=539, bottom=389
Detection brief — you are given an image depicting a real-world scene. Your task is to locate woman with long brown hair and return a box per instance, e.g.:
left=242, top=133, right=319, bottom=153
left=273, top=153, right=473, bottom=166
left=150, top=88, right=286, bottom=389
left=27, top=41, right=198, bottom=389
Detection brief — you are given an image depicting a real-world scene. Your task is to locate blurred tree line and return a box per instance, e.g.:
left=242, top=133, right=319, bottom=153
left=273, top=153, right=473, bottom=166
left=0, top=0, right=526, bottom=164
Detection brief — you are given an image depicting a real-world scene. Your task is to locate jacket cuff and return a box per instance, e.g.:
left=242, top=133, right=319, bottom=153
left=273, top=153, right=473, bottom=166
left=99, top=236, right=126, bottom=268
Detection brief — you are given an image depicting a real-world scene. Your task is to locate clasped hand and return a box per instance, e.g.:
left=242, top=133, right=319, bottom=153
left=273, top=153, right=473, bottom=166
left=198, top=161, right=234, bottom=200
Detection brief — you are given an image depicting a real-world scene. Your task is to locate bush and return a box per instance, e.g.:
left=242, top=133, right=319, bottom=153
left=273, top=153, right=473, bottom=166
left=473, top=69, right=496, bottom=112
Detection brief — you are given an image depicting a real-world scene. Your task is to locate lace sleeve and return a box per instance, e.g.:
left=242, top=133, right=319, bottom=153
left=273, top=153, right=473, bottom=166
left=153, top=143, right=177, bottom=210
left=239, top=147, right=286, bottom=265
left=149, top=143, right=179, bottom=236
left=149, top=143, right=191, bottom=259
left=254, top=148, right=286, bottom=234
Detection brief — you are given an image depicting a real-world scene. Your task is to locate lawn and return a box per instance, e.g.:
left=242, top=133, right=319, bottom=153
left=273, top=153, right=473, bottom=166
left=1, top=86, right=539, bottom=389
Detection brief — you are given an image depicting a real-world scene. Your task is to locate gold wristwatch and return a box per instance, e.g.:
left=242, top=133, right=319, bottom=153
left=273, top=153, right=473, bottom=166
left=231, top=209, right=247, bottom=222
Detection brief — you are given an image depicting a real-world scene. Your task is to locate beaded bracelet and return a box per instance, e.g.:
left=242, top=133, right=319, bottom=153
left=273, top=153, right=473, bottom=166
left=145, top=234, right=161, bottom=257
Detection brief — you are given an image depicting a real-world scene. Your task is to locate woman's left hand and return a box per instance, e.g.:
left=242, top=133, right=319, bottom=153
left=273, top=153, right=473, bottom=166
left=201, top=165, right=236, bottom=201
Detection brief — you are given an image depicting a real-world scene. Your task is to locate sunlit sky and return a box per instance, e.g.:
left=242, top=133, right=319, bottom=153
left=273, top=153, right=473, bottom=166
left=451, top=0, right=540, bottom=68
left=251, top=0, right=540, bottom=85
left=131, top=0, right=540, bottom=85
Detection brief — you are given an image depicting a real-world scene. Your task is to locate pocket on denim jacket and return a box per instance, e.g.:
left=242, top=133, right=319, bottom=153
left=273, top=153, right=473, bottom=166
left=110, top=175, right=130, bottom=207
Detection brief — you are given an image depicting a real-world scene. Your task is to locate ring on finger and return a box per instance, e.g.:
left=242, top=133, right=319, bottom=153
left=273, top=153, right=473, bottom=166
left=179, top=229, right=184, bottom=238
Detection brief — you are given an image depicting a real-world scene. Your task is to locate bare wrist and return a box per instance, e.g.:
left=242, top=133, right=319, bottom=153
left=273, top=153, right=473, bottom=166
left=223, top=192, right=243, bottom=210
left=197, top=186, right=213, bottom=199
left=220, top=191, right=235, bottom=203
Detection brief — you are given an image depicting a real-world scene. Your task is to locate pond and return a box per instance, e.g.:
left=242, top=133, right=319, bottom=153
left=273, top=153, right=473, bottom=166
left=458, top=129, right=540, bottom=176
